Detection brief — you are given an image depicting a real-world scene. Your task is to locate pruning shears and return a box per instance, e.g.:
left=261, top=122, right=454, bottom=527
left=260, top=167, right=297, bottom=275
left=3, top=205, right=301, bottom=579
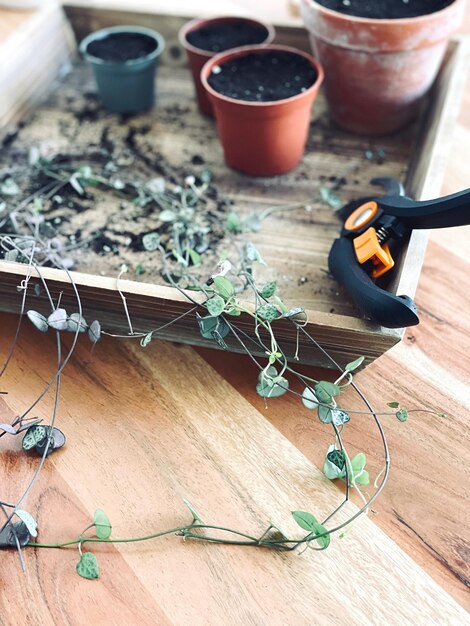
left=328, top=178, right=470, bottom=328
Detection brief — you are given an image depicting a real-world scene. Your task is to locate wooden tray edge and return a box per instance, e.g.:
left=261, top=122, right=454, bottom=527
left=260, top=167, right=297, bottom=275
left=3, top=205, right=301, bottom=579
left=393, top=37, right=470, bottom=299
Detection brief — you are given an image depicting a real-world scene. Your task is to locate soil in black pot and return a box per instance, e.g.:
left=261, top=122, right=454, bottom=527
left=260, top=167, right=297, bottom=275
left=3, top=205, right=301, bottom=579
left=87, top=32, right=159, bottom=62
left=316, top=0, right=455, bottom=19
left=208, top=51, right=317, bottom=102
left=186, top=21, right=268, bottom=53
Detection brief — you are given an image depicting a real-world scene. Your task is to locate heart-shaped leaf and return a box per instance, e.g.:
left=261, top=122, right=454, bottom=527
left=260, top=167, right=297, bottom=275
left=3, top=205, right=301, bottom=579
left=314, top=381, right=341, bottom=403
left=197, top=315, right=230, bottom=341
left=22, top=425, right=47, bottom=451
left=282, top=307, right=305, bottom=319
left=140, top=332, right=153, bottom=348
left=76, top=552, right=99, bottom=580
left=349, top=453, right=370, bottom=486
left=206, top=295, right=225, bottom=317
left=67, top=313, right=87, bottom=333
left=256, top=367, right=289, bottom=399
left=291, top=511, right=330, bottom=549
left=187, top=248, right=201, bottom=267
left=0, top=521, right=30, bottom=547
left=213, top=276, right=234, bottom=300
left=396, top=408, right=408, bottom=422
left=93, top=509, right=112, bottom=540
left=354, top=470, right=370, bottom=486
left=320, top=186, right=342, bottom=209
left=345, top=356, right=365, bottom=373
left=302, top=387, right=318, bottom=410
left=318, top=405, right=333, bottom=424
left=260, top=281, right=277, bottom=299
left=88, top=320, right=101, bottom=344
left=292, top=511, right=318, bottom=532
left=47, top=308, right=68, bottom=331
left=331, top=409, right=350, bottom=426
left=256, top=303, right=280, bottom=323
left=142, top=232, right=160, bottom=251
left=159, top=209, right=176, bottom=222
left=226, top=211, right=241, bottom=233
left=1, top=178, right=20, bottom=196
left=324, top=448, right=345, bottom=480
left=15, top=509, right=37, bottom=538
left=351, top=453, right=366, bottom=473
left=27, top=310, right=48, bottom=333
left=327, top=449, right=346, bottom=471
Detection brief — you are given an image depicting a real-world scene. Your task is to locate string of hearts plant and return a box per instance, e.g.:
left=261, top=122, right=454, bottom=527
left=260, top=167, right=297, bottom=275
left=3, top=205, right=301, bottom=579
left=0, top=163, right=444, bottom=580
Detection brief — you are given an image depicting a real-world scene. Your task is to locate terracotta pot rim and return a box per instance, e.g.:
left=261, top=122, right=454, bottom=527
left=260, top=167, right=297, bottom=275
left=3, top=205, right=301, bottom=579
left=302, top=0, right=462, bottom=27
left=178, top=16, right=275, bottom=59
left=80, top=25, right=165, bottom=67
left=200, top=44, right=324, bottom=109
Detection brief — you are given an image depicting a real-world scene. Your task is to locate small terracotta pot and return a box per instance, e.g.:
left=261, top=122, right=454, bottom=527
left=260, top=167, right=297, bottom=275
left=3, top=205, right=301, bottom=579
left=179, top=16, right=275, bottom=116
left=301, top=0, right=465, bottom=134
left=201, top=45, right=324, bottom=176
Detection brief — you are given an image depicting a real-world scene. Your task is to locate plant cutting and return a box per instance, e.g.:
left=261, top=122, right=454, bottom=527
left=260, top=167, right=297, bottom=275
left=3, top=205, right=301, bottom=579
left=179, top=16, right=275, bottom=116
left=79, top=25, right=165, bottom=114
left=0, top=154, right=448, bottom=579
left=201, top=44, right=324, bottom=176
left=301, top=0, right=465, bottom=134
left=0, top=52, right=453, bottom=582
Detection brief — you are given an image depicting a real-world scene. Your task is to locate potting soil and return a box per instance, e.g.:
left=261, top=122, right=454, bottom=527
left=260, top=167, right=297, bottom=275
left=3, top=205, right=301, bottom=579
left=208, top=51, right=317, bottom=102
left=316, top=0, right=455, bottom=19
left=186, top=21, right=268, bottom=52
left=86, top=32, right=158, bottom=62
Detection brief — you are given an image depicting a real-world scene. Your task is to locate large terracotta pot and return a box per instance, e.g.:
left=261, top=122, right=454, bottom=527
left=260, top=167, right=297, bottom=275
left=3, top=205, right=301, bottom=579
left=201, top=45, right=324, bottom=176
left=179, top=16, right=275, bottom=116
left=301, top=0, right=465, bottom=134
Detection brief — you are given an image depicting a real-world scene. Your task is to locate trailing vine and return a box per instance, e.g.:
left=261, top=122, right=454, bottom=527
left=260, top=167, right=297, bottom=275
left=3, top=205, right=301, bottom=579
left=0, top=162, right=445, bottom=579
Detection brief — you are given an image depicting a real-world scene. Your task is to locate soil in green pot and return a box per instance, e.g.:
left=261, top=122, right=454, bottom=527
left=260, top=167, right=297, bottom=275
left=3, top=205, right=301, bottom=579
left=316, top=0, right=455, bottom=19
left=186, top=21, right=268, bottom=52
left=86, top=32, right=159, bottom=62
left=207, top=51, right=317, bottom=102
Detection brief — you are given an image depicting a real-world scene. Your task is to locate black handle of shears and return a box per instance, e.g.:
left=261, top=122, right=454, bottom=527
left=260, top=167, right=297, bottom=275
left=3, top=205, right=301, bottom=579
left=328, top=238, right=420, bottom=329
left=378, top=188, right=470, bottom=229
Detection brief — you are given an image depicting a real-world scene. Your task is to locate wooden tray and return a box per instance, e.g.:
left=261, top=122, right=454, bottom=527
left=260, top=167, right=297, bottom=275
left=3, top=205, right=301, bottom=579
left=0, top=4, right=468, bottom=367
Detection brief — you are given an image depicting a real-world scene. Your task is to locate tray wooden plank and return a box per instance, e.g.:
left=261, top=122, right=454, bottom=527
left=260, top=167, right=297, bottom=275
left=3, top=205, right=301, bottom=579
left=0, top=10, right=467, bottom=366
left=0, top=2, right=74, bottom=138
left=0, top=314, right=468, bottom=625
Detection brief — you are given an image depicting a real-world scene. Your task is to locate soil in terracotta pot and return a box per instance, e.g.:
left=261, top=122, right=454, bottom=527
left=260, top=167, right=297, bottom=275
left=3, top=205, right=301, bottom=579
left=316, top=0, right=455, bottom=19
left=87, top=33, right=158, bottom=62
left=186, top=21, right=267, bottom=52
left=208, top=51, right=317, bottom=102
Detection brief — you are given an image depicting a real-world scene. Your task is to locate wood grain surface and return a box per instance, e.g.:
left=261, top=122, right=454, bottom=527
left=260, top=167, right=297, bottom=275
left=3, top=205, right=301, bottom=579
left=0, top=317, right=468, bottom=626
left=0, top=1, right=469, bottom=623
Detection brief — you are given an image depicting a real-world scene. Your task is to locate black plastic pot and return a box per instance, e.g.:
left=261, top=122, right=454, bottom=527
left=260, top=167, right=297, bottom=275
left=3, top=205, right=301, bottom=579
left=80, top=26, right=165, bottom=114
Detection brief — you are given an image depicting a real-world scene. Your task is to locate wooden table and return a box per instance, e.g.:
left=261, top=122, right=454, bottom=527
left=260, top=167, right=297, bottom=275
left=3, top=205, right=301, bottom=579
left=0, top=2, right=469, bottom=624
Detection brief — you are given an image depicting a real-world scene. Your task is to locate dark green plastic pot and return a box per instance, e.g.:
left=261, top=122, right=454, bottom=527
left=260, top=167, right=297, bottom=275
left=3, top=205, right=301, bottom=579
left=80, top=26, right=165, bottom=114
